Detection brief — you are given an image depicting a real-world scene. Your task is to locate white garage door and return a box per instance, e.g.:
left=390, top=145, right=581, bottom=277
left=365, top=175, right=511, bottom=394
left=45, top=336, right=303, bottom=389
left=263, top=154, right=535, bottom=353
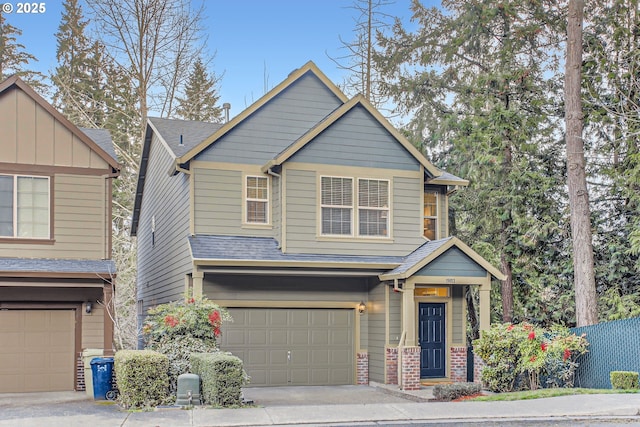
left=0, top=310, right=75, bottom=392
left=220, top=308, right=354, bottom=386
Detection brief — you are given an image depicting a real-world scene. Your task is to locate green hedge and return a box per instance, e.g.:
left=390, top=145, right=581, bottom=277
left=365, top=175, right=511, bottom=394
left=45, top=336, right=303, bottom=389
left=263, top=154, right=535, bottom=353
left=610, top=371, right=639, bottom=390
left=191, top=352, right=247, bottom=407
left=114, top=350, right=169, bottom=409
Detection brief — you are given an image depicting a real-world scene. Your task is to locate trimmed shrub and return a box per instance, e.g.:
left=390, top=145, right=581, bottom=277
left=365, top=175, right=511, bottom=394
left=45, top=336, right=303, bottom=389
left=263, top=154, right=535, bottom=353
left=433, top=382, right=482, bottom=401
left=191, top=352, right=248, bottom=407
left=114, top=350, right=169, bottom=409
left=142, top=296, right=231, bottom=394
left=610, top=371, right=639, bottom=390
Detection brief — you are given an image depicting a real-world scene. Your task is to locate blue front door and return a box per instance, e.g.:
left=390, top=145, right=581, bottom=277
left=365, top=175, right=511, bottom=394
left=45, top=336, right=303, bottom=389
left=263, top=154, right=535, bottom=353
left=419, top=302, right=446, bottom=378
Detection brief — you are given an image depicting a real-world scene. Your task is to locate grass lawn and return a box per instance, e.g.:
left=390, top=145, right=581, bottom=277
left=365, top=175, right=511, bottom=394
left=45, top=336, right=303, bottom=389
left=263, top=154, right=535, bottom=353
left=473, top=387, right=639, bottom=401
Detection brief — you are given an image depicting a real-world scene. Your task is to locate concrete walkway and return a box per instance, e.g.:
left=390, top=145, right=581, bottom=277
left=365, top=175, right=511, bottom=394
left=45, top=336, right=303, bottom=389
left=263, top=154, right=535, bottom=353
left=1, top=385, right=639, bottom=426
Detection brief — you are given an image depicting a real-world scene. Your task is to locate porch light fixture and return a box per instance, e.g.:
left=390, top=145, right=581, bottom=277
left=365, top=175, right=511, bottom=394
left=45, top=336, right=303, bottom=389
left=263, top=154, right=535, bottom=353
left=85, top=301, right=93, bottom=314
left=358, top=301, right=366, bottom=314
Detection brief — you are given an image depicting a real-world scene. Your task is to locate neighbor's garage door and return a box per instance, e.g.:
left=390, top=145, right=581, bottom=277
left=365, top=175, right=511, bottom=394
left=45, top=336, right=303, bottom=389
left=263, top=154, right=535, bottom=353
left=220, top=308, right=354, bottom=386
left=0, top=310, right=75, bottom=392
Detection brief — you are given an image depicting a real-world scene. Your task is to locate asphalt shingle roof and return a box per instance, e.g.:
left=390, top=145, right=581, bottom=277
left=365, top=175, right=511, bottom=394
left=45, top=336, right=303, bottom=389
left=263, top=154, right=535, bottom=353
left=148, top=117, right=223, bottom=158
left=383, top=237, right=453, bottom=276
left=79, top=127, right=118, bottom=163
left=188, top=235, right=404, bottom=265
left=0, top=258, right=116, bottom=275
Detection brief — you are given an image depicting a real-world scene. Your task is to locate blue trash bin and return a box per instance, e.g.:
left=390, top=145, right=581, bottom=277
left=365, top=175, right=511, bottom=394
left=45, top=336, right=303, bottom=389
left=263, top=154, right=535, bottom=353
left=90, top=357, right=114, bottom=400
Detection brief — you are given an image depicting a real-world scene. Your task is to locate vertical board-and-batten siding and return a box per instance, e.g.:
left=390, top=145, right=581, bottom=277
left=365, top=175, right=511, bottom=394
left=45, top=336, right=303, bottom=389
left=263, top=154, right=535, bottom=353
left=194, top=72, right=343, bottom=165
left=0, top=86, right=109, bottom=169
left=137, top=135, right=192, bottom=310
left=0, top=174, right=107, bottom=259
left=284, top=169, right=423, bottom=256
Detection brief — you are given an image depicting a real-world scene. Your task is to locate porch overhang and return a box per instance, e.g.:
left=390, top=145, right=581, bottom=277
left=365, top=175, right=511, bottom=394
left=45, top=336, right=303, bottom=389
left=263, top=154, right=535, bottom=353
left=378, top=237, right=506, bottom=282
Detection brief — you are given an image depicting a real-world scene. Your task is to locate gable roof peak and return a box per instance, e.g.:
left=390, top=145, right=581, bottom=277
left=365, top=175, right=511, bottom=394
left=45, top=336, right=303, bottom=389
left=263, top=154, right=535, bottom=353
left=0, top=75, right=120, bottom=172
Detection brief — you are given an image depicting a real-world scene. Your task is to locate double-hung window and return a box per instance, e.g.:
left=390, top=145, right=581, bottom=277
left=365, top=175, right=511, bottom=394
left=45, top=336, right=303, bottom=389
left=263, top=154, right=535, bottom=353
left=245, top=176, right=269, bottom=224
left=321, top=176, right=353, bottom=235
left=0, top=175, right=50, bottom=239
left=358, top=179, right=389, bottom=236
left=321, top=176, right=390, bottom=238
left=423, top=190, right=438, bottom=240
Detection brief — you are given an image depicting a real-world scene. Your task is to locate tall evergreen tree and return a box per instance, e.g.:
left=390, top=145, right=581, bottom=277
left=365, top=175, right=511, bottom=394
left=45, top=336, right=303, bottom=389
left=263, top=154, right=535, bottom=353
left=175, top=57, right=223, bottom=122
left=375, top=0, right=571, bottom=325
left=51, top=0, right=98, bottom=127
left=583, top=0, right=640, bottom=320
left=0, top=12, right=44, bottom=87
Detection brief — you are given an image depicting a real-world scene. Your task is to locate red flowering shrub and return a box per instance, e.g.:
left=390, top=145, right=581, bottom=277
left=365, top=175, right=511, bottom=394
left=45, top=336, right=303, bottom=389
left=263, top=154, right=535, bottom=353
left=474, top=322, right=588, bottom=392
left=142, top=296, right=231, bottom=396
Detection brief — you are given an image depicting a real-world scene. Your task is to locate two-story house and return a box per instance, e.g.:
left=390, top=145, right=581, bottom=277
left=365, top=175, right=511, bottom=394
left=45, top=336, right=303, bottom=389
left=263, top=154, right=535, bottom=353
left=132, top=62, right=504, bottom=390
left=0, top=77, right=120, bottom=392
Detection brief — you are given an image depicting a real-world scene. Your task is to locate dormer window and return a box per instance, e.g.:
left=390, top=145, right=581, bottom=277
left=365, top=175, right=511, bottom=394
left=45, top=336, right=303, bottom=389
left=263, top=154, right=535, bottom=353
left=0, top=175, right=50, bottom=239
left=424, top=190, right=438, bottom=240
left=245, top=175, right=269, bottom=224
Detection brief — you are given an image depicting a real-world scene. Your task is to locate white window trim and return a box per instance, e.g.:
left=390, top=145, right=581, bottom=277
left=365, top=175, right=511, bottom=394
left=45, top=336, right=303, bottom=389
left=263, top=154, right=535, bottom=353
left=243, top=174, right=270, bottom=226
left=320, top=175, right=354, bottom=237
left=318, top=175, right=392, bottom=239
left=0, top=174, right=51, bottom=240
left=357, top=178, right=390, bottom=239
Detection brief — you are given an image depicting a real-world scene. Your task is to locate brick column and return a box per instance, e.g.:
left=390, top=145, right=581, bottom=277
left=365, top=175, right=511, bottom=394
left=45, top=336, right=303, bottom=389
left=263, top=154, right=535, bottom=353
left=356, top=351, right=369, bottom=385
left=385, top=347, right=398, bottom=384
left=474, top=352, right=486, bottom=384
left=401, top=346, right=421, bottom=391
left=76, top=354, right=86, bottom=391
left=450, top=346, right=467, bottom=383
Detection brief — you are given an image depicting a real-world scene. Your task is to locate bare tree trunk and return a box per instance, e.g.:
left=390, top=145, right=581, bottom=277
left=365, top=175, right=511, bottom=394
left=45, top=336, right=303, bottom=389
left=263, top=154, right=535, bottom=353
left=565, top=0, right=598, bottom=327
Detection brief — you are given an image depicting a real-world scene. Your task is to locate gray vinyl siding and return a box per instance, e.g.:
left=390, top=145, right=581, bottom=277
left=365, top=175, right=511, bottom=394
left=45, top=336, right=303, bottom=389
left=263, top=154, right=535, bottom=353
left=195, top=72, right=342, bottom=165
left=284, top=169, right=424, bottom=256
left=137, top=135, right=192, bottom=312
left=0, top=174, right=107, bottom=259
left=367, top=280, right=386, bottom=383
left=414, top=248, right=487, bottom=277
left=452, top=285, right=465, bottom=344
left=290, top=105, right=420, bottom=171
left=389, top=288, right=402, bottom=346
left=193, top=168, right=272, bottom=237
left=272, top=174, right=281, bottom=243
left=203, top=275, right=368, bottom=302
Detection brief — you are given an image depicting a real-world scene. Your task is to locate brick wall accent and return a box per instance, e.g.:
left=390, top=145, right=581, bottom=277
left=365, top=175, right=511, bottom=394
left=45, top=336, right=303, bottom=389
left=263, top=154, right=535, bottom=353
left=356, top=351, right=369, bottom=385
left=401, top=346, right=421, bottom=391
left=385, top=347, right=398, bottom=384
left=76, top=354, right=86, bottom=391
left=474, top=352, right=486, bottom=384
left=450, top=346, right=467, bottom=383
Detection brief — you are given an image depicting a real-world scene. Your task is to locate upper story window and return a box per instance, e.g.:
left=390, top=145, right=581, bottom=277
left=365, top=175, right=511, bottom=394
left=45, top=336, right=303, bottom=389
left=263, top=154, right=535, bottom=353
left=321, top=176, right=390, bottom=238
left=0, top=174, right=50, bottom=239
left=423, top=190, right=438, bottom=240
left=245, top=175, right=269, bottom=224
left=321, top=176, right=353, bottom=235
left=358, top=179, right=389, bottom=236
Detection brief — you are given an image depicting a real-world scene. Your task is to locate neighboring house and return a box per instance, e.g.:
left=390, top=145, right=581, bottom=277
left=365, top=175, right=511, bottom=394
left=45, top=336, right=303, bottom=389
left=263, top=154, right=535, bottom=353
left=132, top=61, right=505, bottom=390
left=0, top=76, right=120, bottom=393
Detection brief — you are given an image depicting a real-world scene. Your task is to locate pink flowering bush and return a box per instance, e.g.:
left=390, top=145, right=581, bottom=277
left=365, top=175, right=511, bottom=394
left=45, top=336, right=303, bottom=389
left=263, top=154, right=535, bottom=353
left=474, top=322, right=588, bottom=392
left=142, top=296, right=231, bottom=395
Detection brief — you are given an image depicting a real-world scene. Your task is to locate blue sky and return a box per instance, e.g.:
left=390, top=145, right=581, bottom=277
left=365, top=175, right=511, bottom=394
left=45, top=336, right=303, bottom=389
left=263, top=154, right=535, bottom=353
left=3, top=0, right=433, bottom=118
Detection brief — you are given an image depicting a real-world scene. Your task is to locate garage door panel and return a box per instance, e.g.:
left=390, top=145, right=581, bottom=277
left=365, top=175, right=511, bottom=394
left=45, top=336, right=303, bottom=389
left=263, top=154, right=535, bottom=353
left=268, top=330, right=287, bottom=345
left=221, top=308, right=354, bottom=386
left=0, top=310, right=75, bottom=392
